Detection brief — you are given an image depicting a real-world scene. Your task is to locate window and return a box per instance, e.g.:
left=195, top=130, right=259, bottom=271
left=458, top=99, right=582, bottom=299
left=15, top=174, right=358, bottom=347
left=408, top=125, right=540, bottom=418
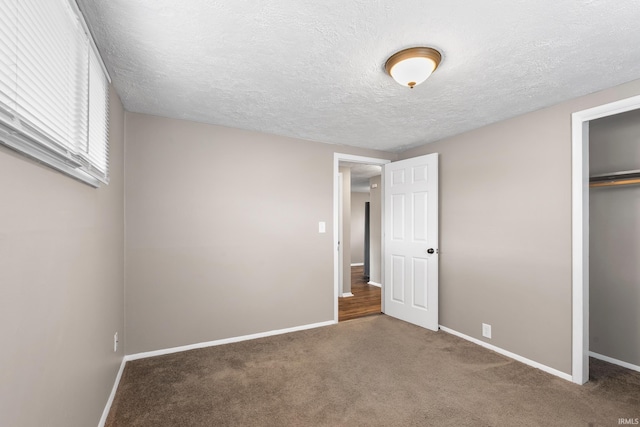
left=0, top=0, right=110, bottom=186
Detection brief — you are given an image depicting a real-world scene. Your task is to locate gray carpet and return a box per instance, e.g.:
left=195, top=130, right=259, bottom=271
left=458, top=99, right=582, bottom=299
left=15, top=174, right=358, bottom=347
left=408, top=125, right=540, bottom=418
left=106, top=315, right=640, bottom=426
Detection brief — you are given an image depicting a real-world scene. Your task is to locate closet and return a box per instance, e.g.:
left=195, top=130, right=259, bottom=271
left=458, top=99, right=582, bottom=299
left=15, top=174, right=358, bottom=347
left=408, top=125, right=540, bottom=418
left=588, top=108, right=640, bottom=372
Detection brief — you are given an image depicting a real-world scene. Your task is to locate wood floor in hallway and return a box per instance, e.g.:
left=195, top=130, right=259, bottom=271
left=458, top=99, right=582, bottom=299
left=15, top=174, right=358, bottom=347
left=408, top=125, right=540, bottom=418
left=338, top=265, right=382, bottom=322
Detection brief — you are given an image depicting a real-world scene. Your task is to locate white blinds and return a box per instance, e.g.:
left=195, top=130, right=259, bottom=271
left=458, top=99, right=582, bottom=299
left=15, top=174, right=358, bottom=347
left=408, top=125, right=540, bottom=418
left=86, top=47, right=109, bottom=177
left=0, top=0, right=17, bottom=115
left=0, top=0, right=110, bottom=185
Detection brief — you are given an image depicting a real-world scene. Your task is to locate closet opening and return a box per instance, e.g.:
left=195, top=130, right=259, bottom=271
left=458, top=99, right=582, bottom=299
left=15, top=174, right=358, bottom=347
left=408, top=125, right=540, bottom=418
left=572, top=94, right=640, bottom=384
left=587, top=109, right=640, bottom=377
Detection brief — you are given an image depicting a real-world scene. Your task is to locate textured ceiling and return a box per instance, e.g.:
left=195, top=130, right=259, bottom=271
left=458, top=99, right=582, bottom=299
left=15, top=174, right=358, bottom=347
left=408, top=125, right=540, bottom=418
left=341, top=162, right=382, bottom=192
left=78, top=0, right=640, bottom=153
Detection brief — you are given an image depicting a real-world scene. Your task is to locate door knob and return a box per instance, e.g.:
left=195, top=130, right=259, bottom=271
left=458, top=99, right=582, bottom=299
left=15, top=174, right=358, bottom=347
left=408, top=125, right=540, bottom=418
left=427, top=248, right=435, bottom=254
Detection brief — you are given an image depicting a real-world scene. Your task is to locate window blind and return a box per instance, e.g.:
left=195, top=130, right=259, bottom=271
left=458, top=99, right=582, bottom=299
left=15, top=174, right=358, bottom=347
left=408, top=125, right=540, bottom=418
left=0, top=0, right=110, bottom=186
left=0, top=0, right=17, bottom=116
left=86, top=47, right=109, bottom=179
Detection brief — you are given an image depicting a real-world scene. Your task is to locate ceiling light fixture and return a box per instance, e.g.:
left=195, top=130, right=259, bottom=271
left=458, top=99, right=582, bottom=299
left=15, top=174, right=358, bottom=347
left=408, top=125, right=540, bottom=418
left=385, top=47, right=442, bottom=89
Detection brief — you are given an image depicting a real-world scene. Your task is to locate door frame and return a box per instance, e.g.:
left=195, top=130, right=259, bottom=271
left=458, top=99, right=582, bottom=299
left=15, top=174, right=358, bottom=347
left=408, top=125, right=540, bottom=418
left=333, top=153, right=391, bottom=322
left=337, top=172, right=344, bottom=296
left=571, top=93, right=640, bottom=384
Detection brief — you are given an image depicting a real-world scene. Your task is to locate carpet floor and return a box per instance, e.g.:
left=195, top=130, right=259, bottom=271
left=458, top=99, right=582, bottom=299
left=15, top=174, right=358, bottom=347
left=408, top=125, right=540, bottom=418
left=106, top=315, right=640, bottom=426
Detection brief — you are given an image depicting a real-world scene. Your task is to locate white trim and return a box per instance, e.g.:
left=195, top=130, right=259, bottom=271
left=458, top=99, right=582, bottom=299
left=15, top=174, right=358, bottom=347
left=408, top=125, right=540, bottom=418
left=335, top=153, right=392, bottom=164
left=571, top=112, right=589, bottom=385
left=350, top=262, right=364, bottom=266
left=125, top=320, right=336, bottom=361
left=590, top=351, right=640, bottom=373
left=439, top=325, right=572, bottom=382
left=0, top=127, right=101, bottom=187
left=368, top=281, right=382, bottom=288
left=571, top=93, right=640, bottom=385
left=380, top=170, right=386, bottom=314
left=338, top=172, right=344, bottom=296
left=97, top=357, right=126, bottom=427
left=334, top=153, right=391, bottom=323
left=340, top=292, right=355, bottom=298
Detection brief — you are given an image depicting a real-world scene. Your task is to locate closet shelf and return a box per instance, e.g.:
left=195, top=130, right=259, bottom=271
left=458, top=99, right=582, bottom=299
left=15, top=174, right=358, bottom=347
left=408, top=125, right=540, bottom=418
left=590, top=169, right=640, bottom=188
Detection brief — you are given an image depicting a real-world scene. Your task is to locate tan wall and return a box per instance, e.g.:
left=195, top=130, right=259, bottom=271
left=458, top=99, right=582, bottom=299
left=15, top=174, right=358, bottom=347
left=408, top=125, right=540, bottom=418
left=350, top=192, right=370, bottom=265
left=399, top=78, right=640, bottom=374
left=369, top=176, right=382, bottom=284
left=0, top=86, right=125, bottom=427
left=589, top=108, right=640, bottom=366
left=124, top=113, right=394, bottom=354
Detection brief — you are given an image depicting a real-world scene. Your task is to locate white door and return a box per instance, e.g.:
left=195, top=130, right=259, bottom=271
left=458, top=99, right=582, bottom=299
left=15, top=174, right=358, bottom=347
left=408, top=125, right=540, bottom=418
left=384, top=154, right=439, bottom=331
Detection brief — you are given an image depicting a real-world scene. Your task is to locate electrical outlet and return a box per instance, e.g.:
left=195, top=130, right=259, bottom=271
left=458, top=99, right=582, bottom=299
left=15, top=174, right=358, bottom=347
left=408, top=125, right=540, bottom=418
left=114, top=332, right=119, bottom=352
left=482, top=323, right=492, bottom=339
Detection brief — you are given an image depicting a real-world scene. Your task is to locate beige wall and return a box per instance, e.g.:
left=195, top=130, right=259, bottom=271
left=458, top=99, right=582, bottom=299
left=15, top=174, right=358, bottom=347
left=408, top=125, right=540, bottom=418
left=369, top=176, right=382, bottom=285
left=125, top=113, right=394, bottom=354
left=399, top=78, right=640, bottom=374
left=0, top=86, right=125, bottom=427
left=350, top=192, right=369, bottom=265
left=589, top=108, right=640, bottom=366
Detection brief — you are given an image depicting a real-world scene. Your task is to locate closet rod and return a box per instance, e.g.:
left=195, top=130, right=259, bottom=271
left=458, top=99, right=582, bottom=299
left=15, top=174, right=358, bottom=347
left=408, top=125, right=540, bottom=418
left=589, top=169, right=640, bottom=188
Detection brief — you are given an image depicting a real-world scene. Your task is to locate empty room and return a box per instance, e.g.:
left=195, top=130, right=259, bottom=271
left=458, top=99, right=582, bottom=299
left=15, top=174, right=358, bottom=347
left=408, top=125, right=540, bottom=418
left=2, top=1, right=640, bottom=426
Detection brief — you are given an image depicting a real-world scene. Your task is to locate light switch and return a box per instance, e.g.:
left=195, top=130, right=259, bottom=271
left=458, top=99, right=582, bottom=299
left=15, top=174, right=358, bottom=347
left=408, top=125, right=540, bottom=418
left=318, top=221, right=326, bottom=233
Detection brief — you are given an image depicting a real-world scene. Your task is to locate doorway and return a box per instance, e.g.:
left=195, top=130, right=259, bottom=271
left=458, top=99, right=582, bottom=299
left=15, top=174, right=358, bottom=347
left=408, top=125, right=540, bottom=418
left=333, top=154, right=389, bottom=322
left=571, top=93, right=640, bottom=384
left=338, top=162, right=382, bottom=321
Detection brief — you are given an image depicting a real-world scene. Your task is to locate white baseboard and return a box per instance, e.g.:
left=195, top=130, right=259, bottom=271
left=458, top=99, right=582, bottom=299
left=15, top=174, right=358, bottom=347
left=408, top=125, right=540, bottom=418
left=590, top=351, right=640, bottom=373
left=368, top=281, right=381, bottom=288
left=98, top=357, right=127, bottom=427
left=439, top=325, right=572, bottom=382
left=350, top=263, right=364, bottom=267
left=340, top=292, right=354, bottom=298
left=125, top=320, right=337, bottom=362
